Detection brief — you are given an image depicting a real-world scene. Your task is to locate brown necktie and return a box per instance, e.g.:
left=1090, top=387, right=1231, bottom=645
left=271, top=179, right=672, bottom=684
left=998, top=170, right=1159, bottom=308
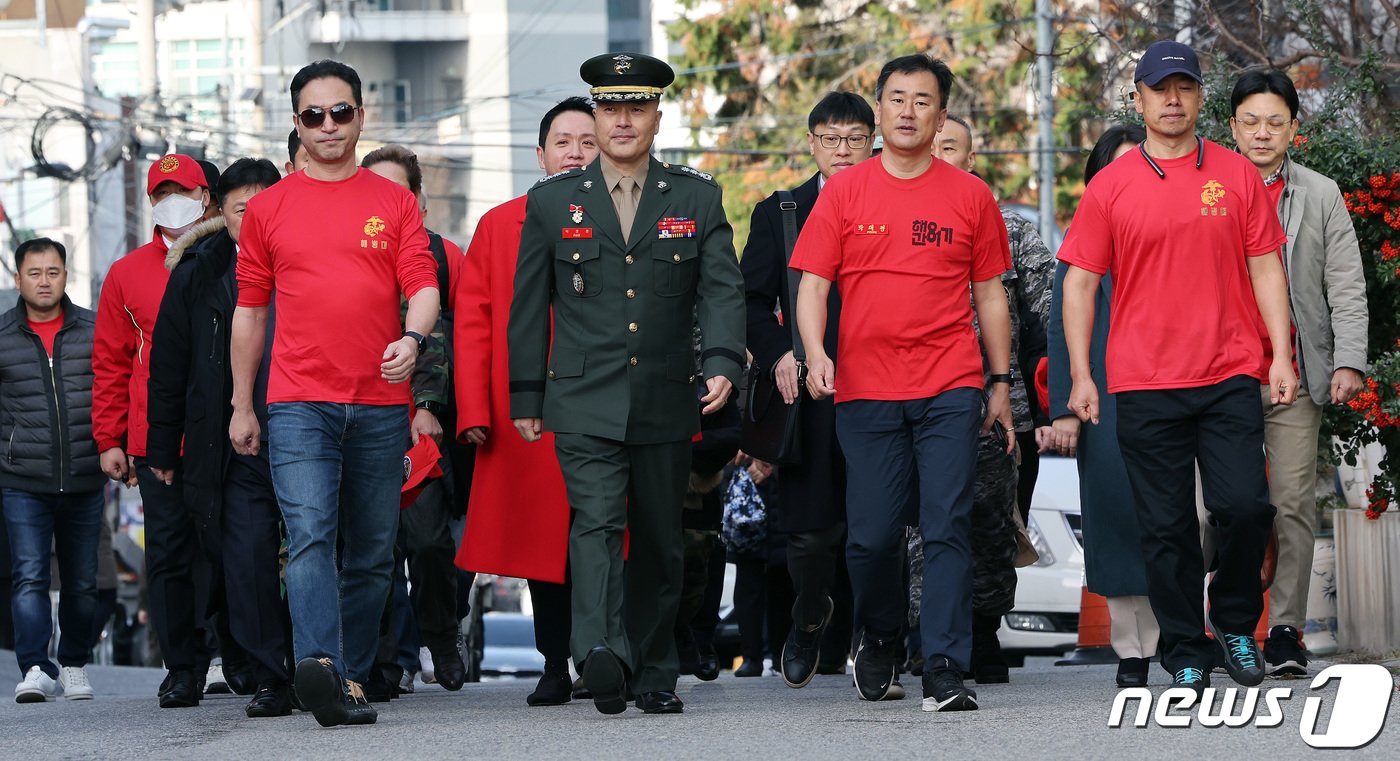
left=615, top=176, right=638, bottom=244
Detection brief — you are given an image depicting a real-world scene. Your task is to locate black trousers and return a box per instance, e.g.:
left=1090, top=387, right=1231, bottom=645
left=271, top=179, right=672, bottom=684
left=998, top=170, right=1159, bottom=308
left=399, top=477, right=459, bottom=655
left=788, top=521, right=858, bottom=667
left=528, top=577, right=571, bottom=668
left=222, top=450, right=291, bottom=684
left=1116, top=374, right=1274, bottom=675
left=137, top=459, right=213, bottom=672
left=733, top=556, right=793, bottom=664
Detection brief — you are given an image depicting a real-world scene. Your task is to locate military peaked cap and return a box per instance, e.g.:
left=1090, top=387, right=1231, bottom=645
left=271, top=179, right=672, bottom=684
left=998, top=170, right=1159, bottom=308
left=581, top=52, right=675, bottom=102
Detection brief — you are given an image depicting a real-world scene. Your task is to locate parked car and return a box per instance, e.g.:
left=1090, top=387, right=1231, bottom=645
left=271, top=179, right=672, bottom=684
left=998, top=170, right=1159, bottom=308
left=479, top=612, right=546, bottom=678
left=999, top=454, right=1085, bottom=665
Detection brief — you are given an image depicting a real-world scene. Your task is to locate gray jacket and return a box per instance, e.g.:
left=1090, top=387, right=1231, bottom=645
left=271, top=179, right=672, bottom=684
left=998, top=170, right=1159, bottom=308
left=0, top=296, right=104, bottom=494
left=1278, top=159, right=1369, bottom=401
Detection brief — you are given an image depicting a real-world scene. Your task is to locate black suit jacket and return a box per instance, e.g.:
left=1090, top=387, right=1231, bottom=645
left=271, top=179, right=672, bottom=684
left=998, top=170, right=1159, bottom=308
left=739, top=172, right=844, bottom=532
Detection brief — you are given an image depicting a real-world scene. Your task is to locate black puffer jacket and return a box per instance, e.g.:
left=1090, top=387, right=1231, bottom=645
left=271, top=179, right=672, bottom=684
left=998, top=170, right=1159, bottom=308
left=0, top=296, right=103, bottom=494
left=146, top=218, right=237, bottom=553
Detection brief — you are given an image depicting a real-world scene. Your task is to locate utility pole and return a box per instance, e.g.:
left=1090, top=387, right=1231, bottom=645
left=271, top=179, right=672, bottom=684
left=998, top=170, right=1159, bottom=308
left=137, top=0, right=158, bottom=101
left=1036, top=0, right=1056, bottom=246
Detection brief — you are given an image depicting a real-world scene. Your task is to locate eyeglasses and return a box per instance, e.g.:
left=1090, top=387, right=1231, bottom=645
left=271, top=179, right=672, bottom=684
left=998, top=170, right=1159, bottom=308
left=297, top=103, right=359, bottom=129
left=1233, top=116, right=1295, bottom=135
left=813, top=133, right=871, bottom=150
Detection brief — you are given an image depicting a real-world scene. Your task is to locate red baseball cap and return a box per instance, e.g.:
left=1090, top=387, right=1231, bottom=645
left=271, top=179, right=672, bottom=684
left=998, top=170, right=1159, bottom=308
left=146, top=154, right=208, bottom=196
left=401, top=435, right=445, bottom=508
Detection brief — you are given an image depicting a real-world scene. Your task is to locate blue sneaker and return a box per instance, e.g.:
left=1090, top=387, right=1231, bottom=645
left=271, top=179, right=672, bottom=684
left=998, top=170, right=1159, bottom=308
left=1208, top=618, right=1265, bottom=686
left=1172, top=666, right=1210, bottom=694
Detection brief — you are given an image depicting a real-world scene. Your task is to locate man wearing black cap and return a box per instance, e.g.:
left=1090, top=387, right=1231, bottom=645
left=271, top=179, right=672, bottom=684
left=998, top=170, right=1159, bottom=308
left=1058, top=40, right=1296, bottom=693
left=508, top=52, right=745, bottom=716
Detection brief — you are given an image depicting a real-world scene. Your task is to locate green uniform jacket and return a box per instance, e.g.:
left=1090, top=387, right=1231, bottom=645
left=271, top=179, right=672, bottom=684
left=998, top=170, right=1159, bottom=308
left=507, top=156, right=745, bottom=444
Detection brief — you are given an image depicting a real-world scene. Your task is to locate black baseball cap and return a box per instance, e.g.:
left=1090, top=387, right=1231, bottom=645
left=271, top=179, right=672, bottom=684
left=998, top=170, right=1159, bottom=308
left=1134, top=40, right=1203, bottom=86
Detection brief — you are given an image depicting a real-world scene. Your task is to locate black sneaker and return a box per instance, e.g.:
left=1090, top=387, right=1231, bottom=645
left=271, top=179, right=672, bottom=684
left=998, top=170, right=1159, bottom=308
left=294, top=657, right=350, bottom=727
left=343, top=680, right=378, bottom=725
left=853, top=630, right=903, bottom=701
left=1263, top=625, right=1308, bottom=679
left=1172, top=666, right=1211, bottom=694
left=921, top=656, right=978, bottom=712
left=782, top=597, right=833, bottom=689
left=1207, top=618, right=1265, bottom=686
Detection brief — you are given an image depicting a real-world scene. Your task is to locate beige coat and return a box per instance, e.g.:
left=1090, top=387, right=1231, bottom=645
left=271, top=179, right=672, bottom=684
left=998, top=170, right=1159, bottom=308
left=1278, top=159, right=1370, bottom=401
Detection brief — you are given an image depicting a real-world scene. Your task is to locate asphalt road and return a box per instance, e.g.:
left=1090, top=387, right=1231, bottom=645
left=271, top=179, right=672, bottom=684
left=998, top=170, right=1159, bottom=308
left=0, top=651, right=1396, bottom=760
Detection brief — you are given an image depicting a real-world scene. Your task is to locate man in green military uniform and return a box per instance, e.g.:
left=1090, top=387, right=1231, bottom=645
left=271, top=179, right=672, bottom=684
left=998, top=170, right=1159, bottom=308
left=507, top=52, right=745, bottom=716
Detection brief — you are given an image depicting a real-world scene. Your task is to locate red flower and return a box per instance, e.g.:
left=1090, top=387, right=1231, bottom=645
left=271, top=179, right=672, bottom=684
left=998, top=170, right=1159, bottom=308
left=1294, top=135, right=1309, bottom=148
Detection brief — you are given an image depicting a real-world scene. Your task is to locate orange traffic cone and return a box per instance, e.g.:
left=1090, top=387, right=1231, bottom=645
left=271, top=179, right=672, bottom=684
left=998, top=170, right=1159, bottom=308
left=1055, top=587, right=1117, bottom=665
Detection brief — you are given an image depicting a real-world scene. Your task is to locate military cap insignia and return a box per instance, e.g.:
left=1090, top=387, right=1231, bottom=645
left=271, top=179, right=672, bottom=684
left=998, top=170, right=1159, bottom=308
left=612, top=54, right=633, bottom=75
left=158, top=155, right=181, bottom=174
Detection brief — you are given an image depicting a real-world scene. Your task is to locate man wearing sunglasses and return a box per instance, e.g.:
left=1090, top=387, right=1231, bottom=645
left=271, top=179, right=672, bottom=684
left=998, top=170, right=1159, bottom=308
left=230, top=59, right=440, bottom=728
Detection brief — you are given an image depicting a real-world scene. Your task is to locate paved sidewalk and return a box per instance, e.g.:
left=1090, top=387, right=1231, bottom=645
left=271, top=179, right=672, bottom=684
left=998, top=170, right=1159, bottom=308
left=0, top=651, right=1395, bottom=760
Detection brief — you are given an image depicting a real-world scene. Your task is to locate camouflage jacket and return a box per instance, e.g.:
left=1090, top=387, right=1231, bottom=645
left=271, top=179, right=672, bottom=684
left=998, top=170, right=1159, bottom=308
left=970, top=208, right=1053, bottom=432
left=402, top=297, right=449, bottom=408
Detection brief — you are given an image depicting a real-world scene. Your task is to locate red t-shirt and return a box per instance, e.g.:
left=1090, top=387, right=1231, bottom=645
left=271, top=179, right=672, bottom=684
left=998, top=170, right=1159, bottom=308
left=1257, top=175, right=1298, bottom=376
left=29, top=314, right=63, bottom=357
left=237, top=169, right=438, bottom=405
left=1057, top=139, right=1287, bottom=392
left=789, top=157, right=1011, bottom=402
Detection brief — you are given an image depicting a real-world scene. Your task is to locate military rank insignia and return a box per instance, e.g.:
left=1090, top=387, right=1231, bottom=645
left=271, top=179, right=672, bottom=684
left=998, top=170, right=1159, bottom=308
left=658, top=217, right=697, bottom=239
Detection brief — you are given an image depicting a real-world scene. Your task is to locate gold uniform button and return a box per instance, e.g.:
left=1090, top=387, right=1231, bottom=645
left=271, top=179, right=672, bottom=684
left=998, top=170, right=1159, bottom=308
left=629, top=357, right=638, bottom=366
left=625, top=255, right=635, bottom=265
left=628, top=323, right=638, bottom=333
left=626, top=289, right=636, bottom=299
left=571, top=252, right=581, bottom=261
left=673, top=254, right=681, bottom=263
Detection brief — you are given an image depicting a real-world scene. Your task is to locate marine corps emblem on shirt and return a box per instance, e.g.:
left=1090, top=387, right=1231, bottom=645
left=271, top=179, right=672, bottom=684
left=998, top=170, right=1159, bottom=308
left=158, top=155, right=181, bottom=174
left=364, top=216, right=386, bottom=237
left=1200, top=180, right=1228, bottom=216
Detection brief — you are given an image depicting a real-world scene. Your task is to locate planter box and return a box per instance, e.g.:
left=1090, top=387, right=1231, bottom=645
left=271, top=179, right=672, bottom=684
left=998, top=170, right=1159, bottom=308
left=1335, top=509, right=1400, bottom=653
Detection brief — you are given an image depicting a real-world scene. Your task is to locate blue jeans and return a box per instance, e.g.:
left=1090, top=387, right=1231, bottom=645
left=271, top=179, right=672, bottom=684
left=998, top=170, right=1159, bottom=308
left=835, top=389, right=982, bottom=671
left=268, top=402, right=409, bottom=683
left=2, top=488, right=103, bottom=678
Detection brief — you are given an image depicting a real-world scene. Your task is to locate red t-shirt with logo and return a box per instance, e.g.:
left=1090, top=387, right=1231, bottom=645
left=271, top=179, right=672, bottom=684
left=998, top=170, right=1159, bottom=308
left=1257, top=175, right=1298, bottom=376
left=1057, top=139, right=1287, bottom=392
left=789, top=157, right=1011, bottom=402
left=237, top=169, right=438, bottom=405
left=29, top=314, right=63, bottom=357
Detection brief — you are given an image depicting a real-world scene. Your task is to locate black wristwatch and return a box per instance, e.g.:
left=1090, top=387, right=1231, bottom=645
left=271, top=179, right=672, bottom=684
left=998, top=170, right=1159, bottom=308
left=415, top=400, right=442, bottom=416
left=988, top=373, right=1013, bottom=386
left=404, top=330, right=427, bottom=354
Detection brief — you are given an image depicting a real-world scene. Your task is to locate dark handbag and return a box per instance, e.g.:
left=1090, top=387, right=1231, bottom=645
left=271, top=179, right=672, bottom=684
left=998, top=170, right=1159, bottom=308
left=741, top=190, right=805, bottom=465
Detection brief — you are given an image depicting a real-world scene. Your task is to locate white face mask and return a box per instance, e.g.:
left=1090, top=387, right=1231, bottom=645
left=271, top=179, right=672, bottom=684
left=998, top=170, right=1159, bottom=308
left=151, top=193, right=205, bottom=231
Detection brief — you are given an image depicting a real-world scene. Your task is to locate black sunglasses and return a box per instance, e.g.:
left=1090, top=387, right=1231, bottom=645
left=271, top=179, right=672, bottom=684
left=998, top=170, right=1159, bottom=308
left=297, top=103, right=358, bottom=128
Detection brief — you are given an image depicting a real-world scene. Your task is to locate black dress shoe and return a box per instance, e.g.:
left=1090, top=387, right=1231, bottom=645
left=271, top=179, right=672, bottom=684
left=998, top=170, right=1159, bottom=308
left=634, top=690, right=684, bottom=714
left=159, top=669, right=201, bottom=708
left=734, top=660, right=764, bottom=677
left=226, top=667, right=259, bottom=696
left=581, top=646, right=628, bottom=715
left=526, top=671, right=572, bottom=706
left=571, top=676, right=592, bottom=700
left=361, top=670, right=397, bottom=703
left=1116, top=657, right=1150, bottom=688
left=693, top=649, right=720, bottom=682
left=433, top=647, right=467, bottom=692
left=245, top=682, right=293, bottom=718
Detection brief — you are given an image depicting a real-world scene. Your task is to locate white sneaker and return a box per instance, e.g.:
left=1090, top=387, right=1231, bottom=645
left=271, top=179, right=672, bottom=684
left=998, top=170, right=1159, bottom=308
left=15, top=666, right=57, bottom=703
left=419, top=647, right=436, bottom=684
left=398, top=671, right=416, bottom=695
left=205, top=663, right=230, bottom=694
left=58, top=666, right=94, bottom=700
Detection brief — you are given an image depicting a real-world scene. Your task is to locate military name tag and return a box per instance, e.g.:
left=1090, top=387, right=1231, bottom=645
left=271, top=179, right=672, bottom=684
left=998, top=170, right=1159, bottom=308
left=572, top=272, right=585, bottom=294
left=562, top=227, right=593, bottom=239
